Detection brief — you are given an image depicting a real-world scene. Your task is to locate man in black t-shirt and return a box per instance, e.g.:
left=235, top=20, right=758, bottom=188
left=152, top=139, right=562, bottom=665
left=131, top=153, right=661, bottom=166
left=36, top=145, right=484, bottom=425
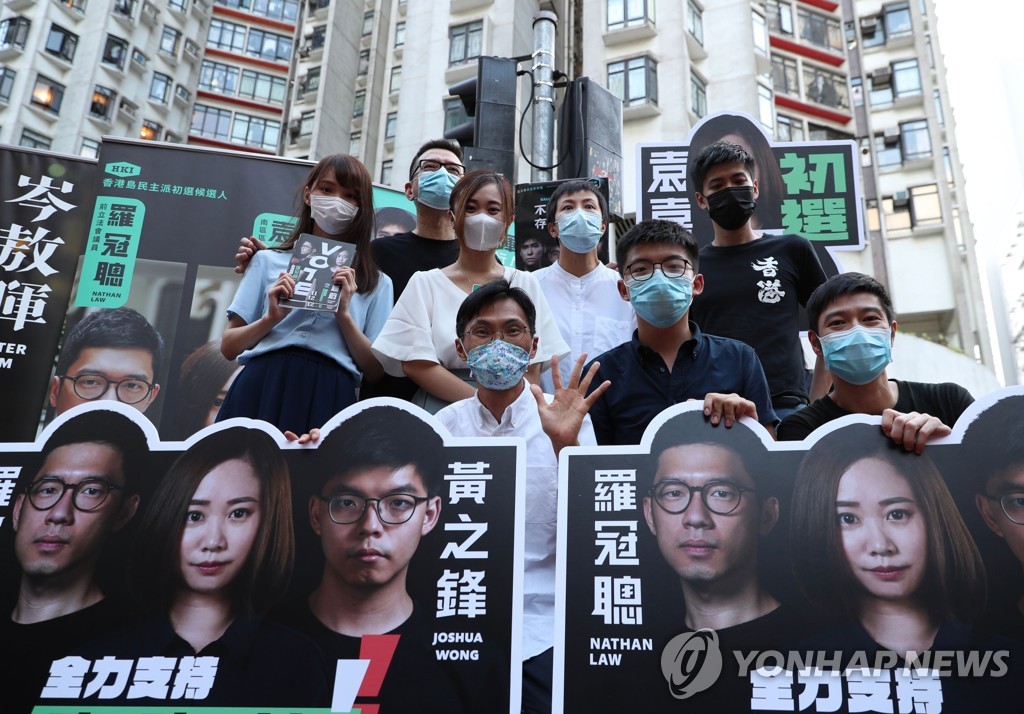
left=777, top=272, right=974, bottom=449
left=2, top=408, right=148, bottom=714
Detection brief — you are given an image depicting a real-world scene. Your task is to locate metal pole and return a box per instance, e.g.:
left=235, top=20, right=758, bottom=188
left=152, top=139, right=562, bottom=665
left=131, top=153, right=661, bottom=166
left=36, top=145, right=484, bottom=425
left=531, top=11, right=557, bottom=182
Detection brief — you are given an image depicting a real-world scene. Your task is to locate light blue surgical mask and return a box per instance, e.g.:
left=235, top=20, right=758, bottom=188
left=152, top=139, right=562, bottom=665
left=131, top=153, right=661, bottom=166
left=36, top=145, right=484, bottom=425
left=416, top=168, right=459, bottom=210
left=462, top=339, right=531, bottom=390
left=818, top=325, right=892, bottom=385
left=556, top=209, right=604, bottom=254
left=626, top=273, right=693, bottom=328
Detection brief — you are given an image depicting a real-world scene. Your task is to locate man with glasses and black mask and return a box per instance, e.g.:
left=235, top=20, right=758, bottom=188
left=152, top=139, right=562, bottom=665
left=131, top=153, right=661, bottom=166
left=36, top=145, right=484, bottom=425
left=643, top=410, right=804, bottom=710
left=437, top=279, right=608, bottom=713
left=48, top=308, right=164, bottom=420
left=3, top=408, right=148, bottom=714
left=585, top=219, right=777, bottom=446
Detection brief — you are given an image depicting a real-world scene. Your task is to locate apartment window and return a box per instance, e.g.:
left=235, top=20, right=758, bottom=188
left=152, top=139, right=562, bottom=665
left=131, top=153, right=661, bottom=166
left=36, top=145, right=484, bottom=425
left=90, top=85, right=117, bottom=120
left=933, top=89, right=945, bottom=128
left=882, top=196, right=911, bottom=234
left=752, top=11, right=768, bottom=55
left=803, top=66, right=848, bottom=109
left=900, top=119, right=931, bottom=160
left=608, top=0, right=653, bottom=31
left=349, top=131, right=361, bottom=156
left=31, top=75, right=65, bottom=114
left=808, top=123, right=852, bottom=141
left=390, top=65, right=401, bottom=93
left=132, top=48, right=149, bottom=69
left=150, top=72, right=172, bottom=103
left=310, top=24, right=326, bottom=49
left=301, top=66, right=321, bottom=97
left=448, top=20, right=482, bottom=66
left=102, top=35, right=129, bottom=69
left=358, top=49, right=369, bottom=76
left=243, top=0, right=299, bottom=22
left=608, top=56, right=658, bottom=107
left=690, top=72, right=706, bottom=116
left=758, top=84, right=773, bottom=129
left=874, top=133, right=902, bottom=168
left=231, top=112, right=280, bottom=150
left=686, top=1, right=703, bottom=45
left=385, top=111, right=397, bottom=139
left=175, top=83, right=190, bottom=102
left=861, top=2, right=911, bottom=48
left=776, top=114, right=804, bottom=142
left=191, top=103, right=231, bottom=139
left=444, top=97, right=467, bottom=132
left=64, top=0, right=87, bottom=14
left=771, top=55, right=799, bottom=95
left=113, top=0, right=136, bottom=19
left=168, top=0, right=187, bottom=11
left=299, top=110, right=315, bottom=137
left=208, top=19, right=246, bottom=53
left=140, top=119, right=162, bottom=141
left=942, top=147, right=954, bottom=188
left=910, top=183, right=941, bottom=226
left=199, top=60, right=240, bottom=94
left=892, top=58, right=921, bottom=97
left=380, top=160, right=393, bottom=185
left=0, top=68, right=13, bottom=103
left=45, top=24, right=78, bottom=62
left=247, top=28, right=292, bottom=61
left=80, top=137, right=101, bottom=159
left=395, top=21, right=405, bottom=47
left=20, top=128, right=52, bottom=150
left=796, top=7, right=841, bottom=52
left=239, top=69, right=286, bottom=103
left=353, top=88, right=365, bottom=117
left=159, top=26, right=181, bottom=57
left=362, top=11, right=373, bottom=36
left=766, top=0, right=793, bottom=35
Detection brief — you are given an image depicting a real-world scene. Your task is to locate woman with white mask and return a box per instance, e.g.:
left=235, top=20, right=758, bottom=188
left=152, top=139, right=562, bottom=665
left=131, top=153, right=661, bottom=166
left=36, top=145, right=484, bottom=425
left=218, top=154, right=393, bottom=434
left=373, top=169, right=568, bottom=413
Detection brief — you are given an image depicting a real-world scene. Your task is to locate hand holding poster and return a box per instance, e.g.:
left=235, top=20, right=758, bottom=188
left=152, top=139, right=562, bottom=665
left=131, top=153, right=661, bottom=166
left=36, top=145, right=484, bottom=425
left=555, top=393, right=1024, bottom=713
left=0, top=400, right=525, bottom=714
left=281, top=233, right=357, bottom=312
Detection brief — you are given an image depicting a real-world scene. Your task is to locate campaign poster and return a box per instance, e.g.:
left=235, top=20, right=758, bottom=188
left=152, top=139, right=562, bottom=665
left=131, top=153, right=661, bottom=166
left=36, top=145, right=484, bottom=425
left=0, top=399, right=525, bottom=713
left=635, top=111, right=864, bottom=277
left=555, top=390, right=1024, bottom=713
left=0, top=145, right=97, bottom=442
left=513, top=178, right=612, bottom=272
left=45, top=138, right=314, bottom=441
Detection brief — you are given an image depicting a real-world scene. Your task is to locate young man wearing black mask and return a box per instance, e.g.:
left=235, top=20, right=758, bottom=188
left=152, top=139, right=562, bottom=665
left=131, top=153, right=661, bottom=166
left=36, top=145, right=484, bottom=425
left=688, top=140, right=828, bottom=420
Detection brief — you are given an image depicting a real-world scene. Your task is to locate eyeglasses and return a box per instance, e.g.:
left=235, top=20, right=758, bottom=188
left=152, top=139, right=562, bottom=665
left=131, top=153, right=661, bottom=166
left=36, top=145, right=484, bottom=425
left=982, top=492, right=1024, bottom=525
left=416, top=159, right=465, bottom=177
left=26, top=477, right=123, bottom=512
left=319, top=493, right=430, bottom=525
left=625, top=259, right=694, bottom=283
left=58, top=374, right=155, bottom=404
left=462, top=322, right=531, bottom=345
left=649, top=480, right=754, bottom=516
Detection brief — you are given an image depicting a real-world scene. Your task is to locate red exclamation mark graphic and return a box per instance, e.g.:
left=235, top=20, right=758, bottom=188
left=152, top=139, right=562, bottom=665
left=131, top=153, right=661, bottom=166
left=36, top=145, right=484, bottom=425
left=352, top=634, right=400, bottom=714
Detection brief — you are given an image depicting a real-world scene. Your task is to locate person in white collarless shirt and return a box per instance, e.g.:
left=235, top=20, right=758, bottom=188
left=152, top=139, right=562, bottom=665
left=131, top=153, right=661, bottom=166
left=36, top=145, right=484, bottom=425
left=435, top=278, right=610, bottom=714
left=533, top=180, right=635, bottom=395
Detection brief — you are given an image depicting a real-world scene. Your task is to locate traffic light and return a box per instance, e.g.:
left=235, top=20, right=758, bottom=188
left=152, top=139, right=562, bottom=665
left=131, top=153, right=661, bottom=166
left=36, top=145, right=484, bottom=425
left=444, top=56, right=518, bottom=181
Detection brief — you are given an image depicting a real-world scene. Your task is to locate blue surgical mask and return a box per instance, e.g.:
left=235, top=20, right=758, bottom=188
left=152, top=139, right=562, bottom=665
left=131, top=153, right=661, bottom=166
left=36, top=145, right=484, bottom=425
left=556, top=209, right=604, bottom=254
left=627, top=273, right=693, bottom=328
left=417, top=168, right=459, bottom=210
left=462, top=339, right=531, bottom=390
left=818, top=325, right=892, bottom=385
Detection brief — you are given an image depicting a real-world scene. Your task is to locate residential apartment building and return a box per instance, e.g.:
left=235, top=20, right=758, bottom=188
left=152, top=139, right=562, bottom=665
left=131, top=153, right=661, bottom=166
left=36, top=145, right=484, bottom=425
left=0, top=0, right=209, bottom=155
left=187, top=0, right=298, bottom=154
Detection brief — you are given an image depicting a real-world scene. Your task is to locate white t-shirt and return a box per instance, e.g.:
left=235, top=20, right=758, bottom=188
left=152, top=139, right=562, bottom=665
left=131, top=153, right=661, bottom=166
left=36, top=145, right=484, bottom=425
left=436, top=382, right=596, bottom=660
left=372, top=266, right=570, bottom=378
left=533, top=261, right=635, bottom=393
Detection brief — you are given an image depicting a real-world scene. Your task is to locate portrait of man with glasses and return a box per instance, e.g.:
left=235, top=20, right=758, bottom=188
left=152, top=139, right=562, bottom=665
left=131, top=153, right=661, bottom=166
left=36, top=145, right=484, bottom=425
left=3, top=407, right=149, bottom=714
left=48, top=307, right=164, bottom=419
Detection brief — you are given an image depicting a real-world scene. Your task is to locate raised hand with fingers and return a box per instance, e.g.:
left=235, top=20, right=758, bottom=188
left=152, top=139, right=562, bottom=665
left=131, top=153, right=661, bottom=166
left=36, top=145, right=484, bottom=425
left=531, top=353, right=611, bottom=455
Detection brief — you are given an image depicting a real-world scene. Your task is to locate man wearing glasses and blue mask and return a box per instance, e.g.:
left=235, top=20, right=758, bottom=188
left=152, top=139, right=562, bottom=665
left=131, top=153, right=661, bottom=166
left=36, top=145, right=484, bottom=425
left=4, top=408, right=148, bottom=714
left=585, top=219, right=777, bottom=446
left=777, top=272, right=973, bottom=452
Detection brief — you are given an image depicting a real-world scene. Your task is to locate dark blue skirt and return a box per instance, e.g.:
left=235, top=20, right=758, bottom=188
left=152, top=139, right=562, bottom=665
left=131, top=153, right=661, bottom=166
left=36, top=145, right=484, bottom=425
left=216, top=347, right=357, bottom=434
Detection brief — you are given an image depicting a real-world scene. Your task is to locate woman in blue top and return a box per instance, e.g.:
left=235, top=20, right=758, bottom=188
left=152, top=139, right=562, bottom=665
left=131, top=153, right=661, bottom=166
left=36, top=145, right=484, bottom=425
left=218, top=154, right=392, bottom=434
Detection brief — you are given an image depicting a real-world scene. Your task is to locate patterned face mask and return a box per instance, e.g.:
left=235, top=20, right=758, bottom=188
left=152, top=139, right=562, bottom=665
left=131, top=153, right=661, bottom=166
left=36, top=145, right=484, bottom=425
left=462, top=339, right=531, bottom=390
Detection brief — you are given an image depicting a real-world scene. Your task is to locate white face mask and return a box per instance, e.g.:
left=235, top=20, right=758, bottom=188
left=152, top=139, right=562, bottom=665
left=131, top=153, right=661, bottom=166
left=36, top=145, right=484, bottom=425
left=310, top=194, right=358, bottom=235
left=462, top=213, right=507, bottom=251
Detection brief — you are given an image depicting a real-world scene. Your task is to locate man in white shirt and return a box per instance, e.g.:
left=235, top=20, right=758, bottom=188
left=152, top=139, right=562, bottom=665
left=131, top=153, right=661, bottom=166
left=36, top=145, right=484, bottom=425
left=436, top=279, right=610, bottom=714
left=534, top=180, right=635, bottom=394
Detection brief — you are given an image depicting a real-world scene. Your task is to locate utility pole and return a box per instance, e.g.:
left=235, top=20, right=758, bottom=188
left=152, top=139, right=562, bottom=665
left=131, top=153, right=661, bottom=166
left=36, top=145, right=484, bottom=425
left=531, top=11, right=557, bottom=182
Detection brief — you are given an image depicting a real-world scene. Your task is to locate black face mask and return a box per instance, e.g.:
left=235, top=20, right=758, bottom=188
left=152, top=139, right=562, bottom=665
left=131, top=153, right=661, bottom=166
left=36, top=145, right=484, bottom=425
left=705, top=186, right=757, bottom=230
